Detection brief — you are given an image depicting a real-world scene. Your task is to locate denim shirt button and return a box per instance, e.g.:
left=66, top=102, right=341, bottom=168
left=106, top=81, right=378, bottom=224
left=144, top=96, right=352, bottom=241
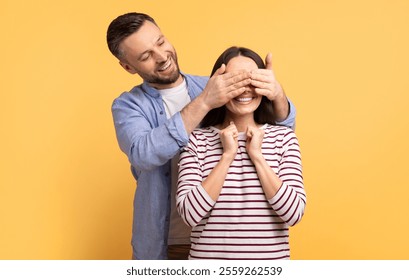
left=160, top=111, right=164, bottom=115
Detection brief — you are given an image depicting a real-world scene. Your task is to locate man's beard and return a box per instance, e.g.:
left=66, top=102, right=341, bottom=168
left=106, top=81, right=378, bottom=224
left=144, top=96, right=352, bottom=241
left=143, top=53, right=180, bottom=85
left=144, top=68, right=180, bottom=85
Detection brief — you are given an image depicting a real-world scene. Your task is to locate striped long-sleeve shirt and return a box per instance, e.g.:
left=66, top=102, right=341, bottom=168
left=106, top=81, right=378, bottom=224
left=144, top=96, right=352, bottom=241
left=176, top=124, right=306, bottom=260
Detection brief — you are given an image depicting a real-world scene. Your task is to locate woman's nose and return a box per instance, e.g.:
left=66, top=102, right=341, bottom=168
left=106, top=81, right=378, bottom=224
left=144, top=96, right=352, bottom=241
left=245, top=85, right=255, bottom=93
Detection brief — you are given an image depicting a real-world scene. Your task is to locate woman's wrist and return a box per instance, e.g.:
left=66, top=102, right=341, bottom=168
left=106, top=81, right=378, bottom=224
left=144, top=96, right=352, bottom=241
left=221, top=152, right=236, bottom=163
left=248, top=151, right=264, bottom=164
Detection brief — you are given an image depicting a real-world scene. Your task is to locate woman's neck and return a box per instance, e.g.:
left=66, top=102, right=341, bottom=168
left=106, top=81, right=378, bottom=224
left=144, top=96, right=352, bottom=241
left=220, top=114, right=258, bottom=132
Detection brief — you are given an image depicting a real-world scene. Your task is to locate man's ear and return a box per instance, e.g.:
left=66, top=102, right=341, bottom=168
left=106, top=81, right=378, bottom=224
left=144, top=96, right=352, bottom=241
left=119, top=61, right=137, bottom=74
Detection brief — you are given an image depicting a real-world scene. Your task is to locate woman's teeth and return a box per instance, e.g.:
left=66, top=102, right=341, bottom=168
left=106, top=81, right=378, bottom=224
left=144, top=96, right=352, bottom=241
left=235, top=97, right=252, bottom=102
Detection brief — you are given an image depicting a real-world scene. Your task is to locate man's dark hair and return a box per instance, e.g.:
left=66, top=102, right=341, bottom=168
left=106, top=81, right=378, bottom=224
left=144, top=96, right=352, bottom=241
left=107, top=12, right=157, bottom=59
left=201, top=46, right=276, bottom=127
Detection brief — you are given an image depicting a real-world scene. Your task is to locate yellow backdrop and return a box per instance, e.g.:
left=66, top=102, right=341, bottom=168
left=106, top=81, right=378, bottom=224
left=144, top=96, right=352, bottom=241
left=1, top=0, right=408, bottom=259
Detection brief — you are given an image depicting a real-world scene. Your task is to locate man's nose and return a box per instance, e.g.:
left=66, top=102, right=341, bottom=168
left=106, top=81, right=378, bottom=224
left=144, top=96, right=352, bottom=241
left=154, top=49, right=167, bottom=62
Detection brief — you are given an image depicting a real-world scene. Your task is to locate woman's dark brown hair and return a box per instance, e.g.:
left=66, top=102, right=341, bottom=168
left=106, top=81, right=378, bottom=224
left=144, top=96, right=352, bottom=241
left=201, top=46, right=276, bottom=127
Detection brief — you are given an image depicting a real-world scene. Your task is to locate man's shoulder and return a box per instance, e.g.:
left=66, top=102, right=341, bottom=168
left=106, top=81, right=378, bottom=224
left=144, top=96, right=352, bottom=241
left=112, top=84, right=149, bottom=106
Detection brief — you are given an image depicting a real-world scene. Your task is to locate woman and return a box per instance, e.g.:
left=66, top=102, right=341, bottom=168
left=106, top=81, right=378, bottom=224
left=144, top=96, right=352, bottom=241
left=177, top=46, right=306, bottom=260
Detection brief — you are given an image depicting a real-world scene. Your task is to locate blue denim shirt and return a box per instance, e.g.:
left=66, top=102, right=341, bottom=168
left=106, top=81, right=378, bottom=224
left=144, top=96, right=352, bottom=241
left=111, top=73, right=296, bottom=259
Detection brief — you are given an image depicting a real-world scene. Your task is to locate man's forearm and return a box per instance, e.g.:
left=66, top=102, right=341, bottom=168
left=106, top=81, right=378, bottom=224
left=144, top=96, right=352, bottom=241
left=272, top=86, right=290, bottom=122
left=180, top=94, right=210, bottom=134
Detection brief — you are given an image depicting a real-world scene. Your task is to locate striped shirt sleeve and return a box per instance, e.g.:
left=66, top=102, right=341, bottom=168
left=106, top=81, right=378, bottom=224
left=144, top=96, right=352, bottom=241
left=176, top=132, right=216, bottom=227
left=268, top=128, right=306, bottom=226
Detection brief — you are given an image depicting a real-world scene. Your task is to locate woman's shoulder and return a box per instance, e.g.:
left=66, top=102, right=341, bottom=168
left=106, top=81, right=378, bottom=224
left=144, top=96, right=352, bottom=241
left=263, top=124, right=294, bottom=135
left=263, top=124, right=299, bottom=149
left=191, top=126, right=220, bottom=141
left=263, top=124, right=297, bottom=143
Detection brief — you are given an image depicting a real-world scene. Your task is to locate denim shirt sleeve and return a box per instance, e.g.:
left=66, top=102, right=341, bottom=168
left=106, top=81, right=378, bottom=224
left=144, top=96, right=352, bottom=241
left=275, top=98, right=297, bottom=130
left=112, top=96, right=188, bottom=172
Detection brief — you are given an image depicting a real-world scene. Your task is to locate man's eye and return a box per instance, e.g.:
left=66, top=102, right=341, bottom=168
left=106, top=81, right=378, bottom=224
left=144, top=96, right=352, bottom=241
left=140, top=54, right=150, bottom=61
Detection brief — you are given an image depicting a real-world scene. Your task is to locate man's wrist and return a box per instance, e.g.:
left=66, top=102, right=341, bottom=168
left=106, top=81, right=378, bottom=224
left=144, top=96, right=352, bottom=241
left=273, top=82, right=285, bottom=100
left=195, top=92, right=212, bottom=113
left=271, top=88, right=290, bottom=122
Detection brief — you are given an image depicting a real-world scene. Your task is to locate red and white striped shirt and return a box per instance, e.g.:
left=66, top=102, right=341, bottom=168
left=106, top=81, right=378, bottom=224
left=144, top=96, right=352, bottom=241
left=177, top=124, right=306, bottom=260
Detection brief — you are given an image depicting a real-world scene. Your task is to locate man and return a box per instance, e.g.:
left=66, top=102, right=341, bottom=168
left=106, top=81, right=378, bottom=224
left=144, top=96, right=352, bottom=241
left=106, top=12, right=296, bottom=260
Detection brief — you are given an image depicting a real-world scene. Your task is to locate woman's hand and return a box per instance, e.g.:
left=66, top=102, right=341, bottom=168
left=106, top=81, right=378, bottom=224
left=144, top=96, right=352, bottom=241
left=220, top=122, right=239, bottom=161
left=245, top=125, right=265, bottom=160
